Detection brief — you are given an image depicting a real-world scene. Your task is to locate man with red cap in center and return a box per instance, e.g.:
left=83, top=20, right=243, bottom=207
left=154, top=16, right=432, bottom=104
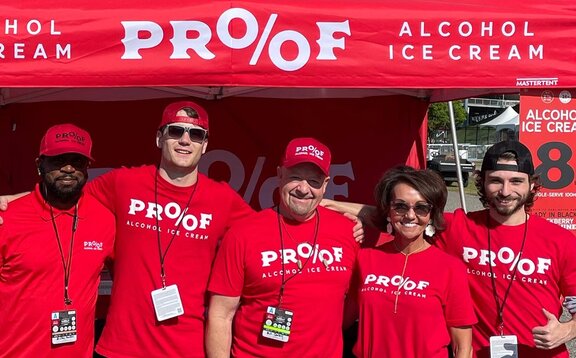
left=206, top=137, right=359, bottom=358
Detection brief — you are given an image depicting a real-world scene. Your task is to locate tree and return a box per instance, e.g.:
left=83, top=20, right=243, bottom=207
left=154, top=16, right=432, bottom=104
left=427, top=100, right=467, bottom=132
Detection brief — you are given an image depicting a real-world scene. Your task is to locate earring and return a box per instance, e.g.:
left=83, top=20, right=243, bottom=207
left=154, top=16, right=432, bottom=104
left=425, top=223, right=436, bottom=237
left=37, top=168, right=41, bottom=176
left=386, top=217, right=393, bottom=234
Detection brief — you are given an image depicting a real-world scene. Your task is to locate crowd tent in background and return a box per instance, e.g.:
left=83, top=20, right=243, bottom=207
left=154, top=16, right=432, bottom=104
left=480, top=106, right=519, bottom=140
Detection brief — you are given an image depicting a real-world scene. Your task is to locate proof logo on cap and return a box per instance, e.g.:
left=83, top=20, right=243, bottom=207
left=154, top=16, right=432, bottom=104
left=39, top=123, right=94, bottom=161
left=281, top=137, right=331, bottom=175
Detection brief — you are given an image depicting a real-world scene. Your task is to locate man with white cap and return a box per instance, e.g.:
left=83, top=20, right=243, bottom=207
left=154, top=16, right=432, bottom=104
left=0, top=123, right=115, bottom=357
left=206, top=137, right=359, bottom=358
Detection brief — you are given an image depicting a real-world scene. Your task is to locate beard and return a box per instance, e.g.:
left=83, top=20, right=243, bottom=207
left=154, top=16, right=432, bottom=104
left=488, top=193, right=528, bottom=217
left=285, top=195, right=319, bottom=221
left=42, top=176, right=86, bottom=204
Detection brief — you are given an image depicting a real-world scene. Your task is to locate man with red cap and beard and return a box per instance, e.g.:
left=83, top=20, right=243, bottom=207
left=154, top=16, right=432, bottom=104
left=0, top=124, right=115, bottom=357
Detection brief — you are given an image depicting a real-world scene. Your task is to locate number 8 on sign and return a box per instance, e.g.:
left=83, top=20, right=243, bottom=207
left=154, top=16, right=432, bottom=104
left=535, top=142, right=574, bottom=189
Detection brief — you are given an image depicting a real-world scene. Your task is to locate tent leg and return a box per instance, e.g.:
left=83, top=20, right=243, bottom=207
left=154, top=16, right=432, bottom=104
left=448, top=101, right=467, bottom=213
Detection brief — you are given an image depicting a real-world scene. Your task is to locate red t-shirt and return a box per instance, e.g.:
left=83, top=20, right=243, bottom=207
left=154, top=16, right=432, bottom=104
left=0, top=184, right=115, bottom=358
left=90, top=165, right=254, bottom=358
left=208, top=206, right=359, bottom=357
left=352, top=242, right=476, bottom=358
left=437, top=209, right=576, bottom=358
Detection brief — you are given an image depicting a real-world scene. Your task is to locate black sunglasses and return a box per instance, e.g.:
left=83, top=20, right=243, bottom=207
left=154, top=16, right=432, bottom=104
left=390, top=202, right=433, bottom=217
left=164, top=124, right=208, bottom=143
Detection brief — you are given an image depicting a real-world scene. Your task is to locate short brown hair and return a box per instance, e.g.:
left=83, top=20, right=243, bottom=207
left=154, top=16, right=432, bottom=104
left=373, top=165, right=447, bottom=241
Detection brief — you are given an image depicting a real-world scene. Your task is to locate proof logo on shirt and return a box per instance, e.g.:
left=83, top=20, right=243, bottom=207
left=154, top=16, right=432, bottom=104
left=261, top=243, right=343, bottom=267
left=84, top=241, right=104, bottom=251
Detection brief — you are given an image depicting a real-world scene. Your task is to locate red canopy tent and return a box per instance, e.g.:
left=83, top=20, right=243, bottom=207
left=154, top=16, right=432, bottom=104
left=1, top=0, right=575, bottom=209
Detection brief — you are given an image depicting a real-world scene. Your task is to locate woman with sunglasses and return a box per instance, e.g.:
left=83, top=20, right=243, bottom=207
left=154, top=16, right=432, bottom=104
left=346, top=165, right=476, bottom=358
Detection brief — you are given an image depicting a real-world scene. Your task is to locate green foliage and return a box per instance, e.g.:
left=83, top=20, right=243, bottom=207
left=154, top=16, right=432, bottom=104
left=428, top=101, right=467, bottom=131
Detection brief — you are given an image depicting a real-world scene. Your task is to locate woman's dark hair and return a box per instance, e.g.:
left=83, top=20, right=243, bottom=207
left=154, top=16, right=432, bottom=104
left=372, top=165, right=447, bottom=241
left=475, top=151, right=541, bottom=210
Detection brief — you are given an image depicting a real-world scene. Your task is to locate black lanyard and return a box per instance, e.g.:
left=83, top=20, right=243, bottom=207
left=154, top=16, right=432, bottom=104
left=154, top=169, right=197, bottom=288
left=49, top=204, right=78, bottom=306
left=276, top=206, right=319, bottom=306
left=487, top=211, right=528, bottom=336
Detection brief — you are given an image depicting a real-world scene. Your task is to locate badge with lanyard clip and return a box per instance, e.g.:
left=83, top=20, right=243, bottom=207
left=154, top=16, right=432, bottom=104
left=151, top=269, right=185, bottom=321
left=489, top=335, right=518, bottom=358
left=261, top=306, right=294, bottom=343
left=51, top=310, right=77, bottom=345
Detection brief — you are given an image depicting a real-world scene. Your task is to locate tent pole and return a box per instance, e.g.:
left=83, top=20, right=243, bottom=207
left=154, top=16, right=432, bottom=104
left=448, top=101, right=467, bottom=213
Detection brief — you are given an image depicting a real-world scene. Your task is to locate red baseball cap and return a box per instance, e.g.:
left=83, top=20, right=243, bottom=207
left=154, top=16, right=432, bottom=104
left=281, top=137, right=331, bottom=176
left=39, top=123, right=94, bottom=161
left=158, top=101, right=209, bottom=132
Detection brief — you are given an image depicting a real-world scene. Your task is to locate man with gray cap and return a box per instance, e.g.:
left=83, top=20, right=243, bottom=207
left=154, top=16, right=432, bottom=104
left=322, top=140, right=576, bottom=358
left=0, top=123, right=115, bottom=357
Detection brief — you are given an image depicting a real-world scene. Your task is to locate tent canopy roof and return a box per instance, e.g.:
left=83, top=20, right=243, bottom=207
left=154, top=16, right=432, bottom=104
left=0, top=87, right=521, bottom=105
left=1, top=1, right=574, bottom=103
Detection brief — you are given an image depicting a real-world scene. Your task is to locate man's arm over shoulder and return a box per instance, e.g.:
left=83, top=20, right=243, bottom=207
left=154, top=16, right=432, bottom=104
left=0, top=192, right=30, bottom=224
left=84, top=168, right=123, bottom=212
left=434, top=209, right=467, bottom=253
left=210, top=180, right=256, bottom=231
left=0, top=192, right=28, bottom=208
left=321, top=199, right=377, bottom=228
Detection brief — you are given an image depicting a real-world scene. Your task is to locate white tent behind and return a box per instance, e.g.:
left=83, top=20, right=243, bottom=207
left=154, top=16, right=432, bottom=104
left=479, top=106, right=519, bottom=130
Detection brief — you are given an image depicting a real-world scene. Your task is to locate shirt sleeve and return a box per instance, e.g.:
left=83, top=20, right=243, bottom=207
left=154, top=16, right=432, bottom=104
left=85, top=169, right=120, bottom=213
left=444, top=258, right=477, bottom=327
left=434, top=212, right=453, bottom=251
left=221, top=183, right=256, bottom=231
left=435, top=210, right=469, bottom=262
left=347, top=253, right=362, bottom=301
left=558, top=229, right=576, bottom=296
left=0, top=224, right=6, bottom=266
left=208, top=228, right=246, bottom=297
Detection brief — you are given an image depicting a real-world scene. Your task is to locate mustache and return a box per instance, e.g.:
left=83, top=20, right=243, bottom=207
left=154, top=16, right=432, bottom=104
left=496, top=194, right=516, bottom=200
left=291, top=193, right=313, bottom=199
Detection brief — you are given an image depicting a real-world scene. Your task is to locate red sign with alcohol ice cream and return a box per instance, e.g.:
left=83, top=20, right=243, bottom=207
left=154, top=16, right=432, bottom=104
left=520, top=89, right=576, bottom=234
